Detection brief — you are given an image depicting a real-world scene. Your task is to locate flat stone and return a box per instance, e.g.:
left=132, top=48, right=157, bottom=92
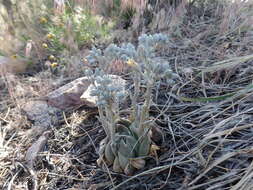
left=22, top=100, right=52, bottom=128
left=80, top=75, right=127, bottom=106
left=46, top=75, right=127, bottom=110
left=46, top=77, right=91, bottom=109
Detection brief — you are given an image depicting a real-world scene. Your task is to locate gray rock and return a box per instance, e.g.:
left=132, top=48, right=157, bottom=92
left=80, top=75, right=127, bottom=106
left=22, top=100, right=52, bottom=127
left=46, top=75, right=127, bottom=109
left=46, top=77, right=91, bottom=109
left=22, top=100, right=57, bottom=137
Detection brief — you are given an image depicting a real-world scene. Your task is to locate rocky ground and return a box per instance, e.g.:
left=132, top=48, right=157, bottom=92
left=1, top=1, right=253, bottom=190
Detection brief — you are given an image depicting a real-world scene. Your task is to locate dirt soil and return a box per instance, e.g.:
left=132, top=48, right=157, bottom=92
left=1, top=1, right=253, bottom=190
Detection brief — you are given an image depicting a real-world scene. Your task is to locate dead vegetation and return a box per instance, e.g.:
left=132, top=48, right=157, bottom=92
left=1, top=0, right=253, bottom=189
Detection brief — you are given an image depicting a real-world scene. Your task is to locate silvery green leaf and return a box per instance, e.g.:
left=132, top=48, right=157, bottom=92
left=91, top=46, right=102, bottom=55
left=102, top=78, right=112, bottom=85
left=94, top=68, right=102, bottom=76
left=118, top=151, right=129, bottom=169
left=137, top=45, right=147, bottom=57
left=171, top=73, right=179, bottom=79
left=138, top=135, right=151, bottom=157
left=153, top=33, right=168, bottom=43
left=116, top=92, right=126, bottom=99
left=84, top=68, right=93, bottom=76
left=97, top=100, right=107, bottom=106
left=86, top=56, right=97, bottom=64
left=104, top=44, right=121, bottom=59
left=166, top=79, right=176, bottom=85
left=138, top=34, right=148, bottom=45
left=95, top=76, right=104, bottom=83
left=126, top=43, right=136, bottom=50
left=120, top=54, right=129, bottom=61
left=90, top=89, right=99, bottom=96
left=107, top=86, right=117, bottom=92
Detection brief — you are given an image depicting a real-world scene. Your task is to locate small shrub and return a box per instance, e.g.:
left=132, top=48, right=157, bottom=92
left=85, top=33, right=178, bottom=175
left=41, top=5, right=112, bottom=55
left=0, top=0, right=112, bottom=68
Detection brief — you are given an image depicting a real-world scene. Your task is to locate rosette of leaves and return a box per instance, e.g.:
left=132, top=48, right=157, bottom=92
left=96, top=108, right=153, bottom=175
left=93, top=74, right=161, bottom=175
left=86, top=33, right=177, bottom=175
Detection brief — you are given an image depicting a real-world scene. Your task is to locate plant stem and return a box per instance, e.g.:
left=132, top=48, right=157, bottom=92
left=106, top=102, right=116, bottom=138
left=132, top=71, right=140, bottom=119
left=98, top=105, right=110, bottom=139
left=139, top=80, right=153, bottom=134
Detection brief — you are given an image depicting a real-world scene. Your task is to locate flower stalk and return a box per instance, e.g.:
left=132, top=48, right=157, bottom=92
left=85, top=33, right=177, bottom=175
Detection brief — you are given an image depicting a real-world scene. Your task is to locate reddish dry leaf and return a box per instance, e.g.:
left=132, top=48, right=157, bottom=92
left=25, top=131, right=51, bottom=169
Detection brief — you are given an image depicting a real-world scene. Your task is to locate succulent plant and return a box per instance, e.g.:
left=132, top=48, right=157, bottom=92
left=85, top=33, right=177, bottom=175
left=96, top=108, right=153, bottom=175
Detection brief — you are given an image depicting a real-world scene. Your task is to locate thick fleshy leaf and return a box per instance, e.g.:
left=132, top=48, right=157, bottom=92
left=118, top=139, right=133, bottom=158
left=113, top=156, right=123, bottom=173
left=116, top=124, right=131, bottom=135
left=129, top=123, right=139, bottom=138
left=104, top=143, right=115, bottom=165
left=138, top=136, right=151, bottom=156
left=110, top=141, right=118, bottom=156
left=118, top=152, right=129, bottom=170
left=130, top=158, right=146, bottom=169
left=125, top=135, right=138, bottom=152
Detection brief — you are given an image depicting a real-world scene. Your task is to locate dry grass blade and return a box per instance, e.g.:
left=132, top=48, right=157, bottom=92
left=231, top=161, right=253, bottom=190
left=204, top=123, right=253, bottom=140
left=189, top=151, right=238, bottom=186
left=25, top=131, right=50, bottom=169
left=189, top=171, right=239, bottom=190
left=201, top=54, right=253, bottom=73
left=0, top=125, right=15, bottom=160
left=112, top=155, right=193, bottom=190
left=1, top=0, right=253, bottom=189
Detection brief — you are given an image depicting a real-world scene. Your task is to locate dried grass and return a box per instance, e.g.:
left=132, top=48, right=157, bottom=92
left=83, top=0, right=147, bottom=14
left=1, top=0, right=253, bottom=189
